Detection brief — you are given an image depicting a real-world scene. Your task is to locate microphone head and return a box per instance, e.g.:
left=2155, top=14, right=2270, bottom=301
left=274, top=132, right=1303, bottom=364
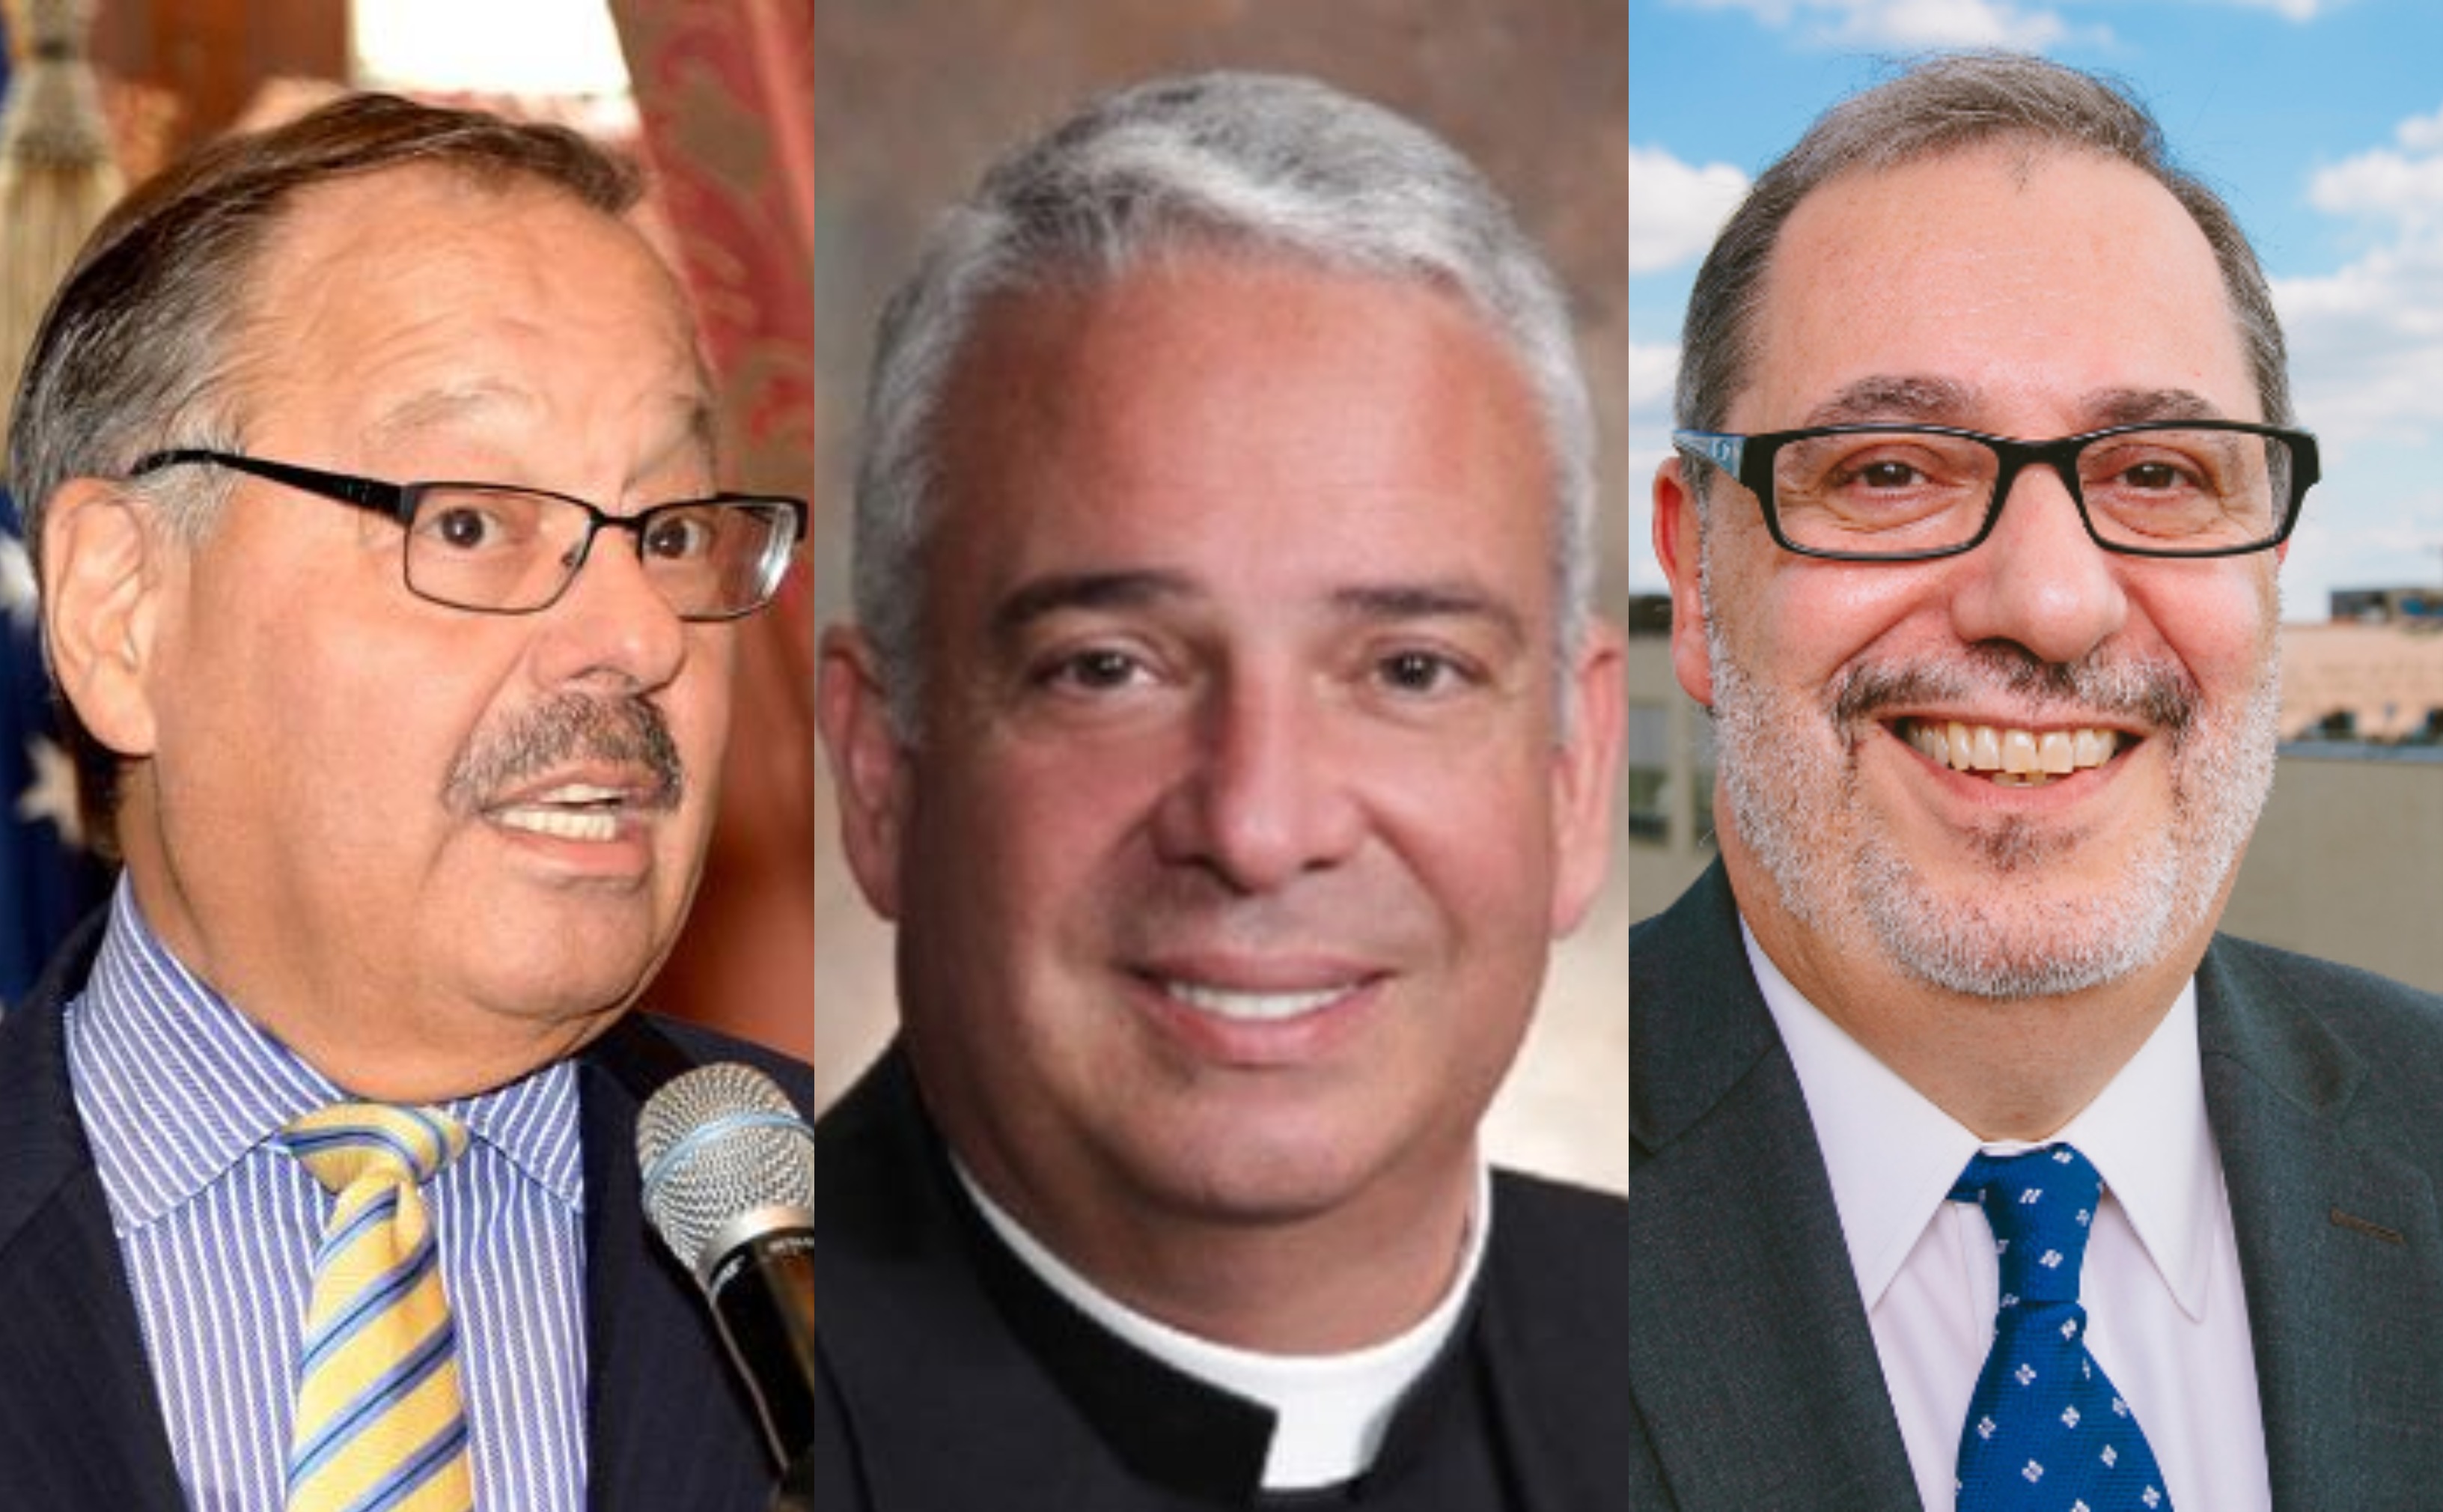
left=637, top=1062, right=815, bottom=1282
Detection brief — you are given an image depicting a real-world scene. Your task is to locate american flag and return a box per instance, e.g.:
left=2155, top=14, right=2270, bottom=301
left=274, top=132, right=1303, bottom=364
left=1, top=487, right=109, bottom=1006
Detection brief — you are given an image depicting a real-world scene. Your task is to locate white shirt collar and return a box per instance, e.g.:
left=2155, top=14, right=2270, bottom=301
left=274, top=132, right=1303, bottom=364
left=951, top=1156, right=1489, bottom=1490
left=1742, top=920, right=2218, bottom=1322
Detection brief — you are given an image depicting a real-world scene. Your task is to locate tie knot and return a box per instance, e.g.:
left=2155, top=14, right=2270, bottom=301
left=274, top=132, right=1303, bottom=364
left=280, top=1103, right=468, bottom=1195
left=1951, top=1143, right=2102, bottom=1302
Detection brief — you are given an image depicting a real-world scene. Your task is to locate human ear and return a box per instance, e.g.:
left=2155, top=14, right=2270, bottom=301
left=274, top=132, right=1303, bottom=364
left=814, top=625, right=914, bottom=921
left=1549, top=621, right=1624, bottom=936
left=1653, top=457, right=1713, bottom=709
left=40, top=479, right=167, bottom=759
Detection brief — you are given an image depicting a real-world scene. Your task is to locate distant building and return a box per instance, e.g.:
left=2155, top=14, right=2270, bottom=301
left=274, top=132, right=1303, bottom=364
left=1625, top=594, right=1715, bottom=918
left=2281, top=621, right=2443, bottom=743
left=2331, top=585, right=2443, bottom=624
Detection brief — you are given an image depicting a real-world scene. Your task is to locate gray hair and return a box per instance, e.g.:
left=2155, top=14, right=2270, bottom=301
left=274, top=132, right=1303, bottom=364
left=7, top=91, right=639, bottom=853
left=1677, top=51, right=2291, bottom=479
left=853, top=70, right=1595, bottom=737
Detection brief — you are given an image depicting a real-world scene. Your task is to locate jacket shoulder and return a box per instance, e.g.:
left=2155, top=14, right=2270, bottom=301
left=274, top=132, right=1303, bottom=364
left=2208, top=932, right=2443, bottom=1061
left=1485, top=1168, right=1627, bottom=1333
left=626, top=1011, right=814, bottom=1113
left=1491, top=1167, right=1627, bottom=1240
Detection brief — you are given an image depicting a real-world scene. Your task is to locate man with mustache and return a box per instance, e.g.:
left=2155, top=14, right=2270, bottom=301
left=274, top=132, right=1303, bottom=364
left=813, top=72, right=1626, bottom=1508
left=1632, top=52, right=2443, bottom=1510
left=0, top=96, right=808, bottom=1508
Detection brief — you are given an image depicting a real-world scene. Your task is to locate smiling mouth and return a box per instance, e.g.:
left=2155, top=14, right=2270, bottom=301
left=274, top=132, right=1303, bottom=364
left=488, top=783, right=647, bottom=842
left=1894, top=718, right=2126, bottom=790
left=1159, top=978, right=1369, bottom=1023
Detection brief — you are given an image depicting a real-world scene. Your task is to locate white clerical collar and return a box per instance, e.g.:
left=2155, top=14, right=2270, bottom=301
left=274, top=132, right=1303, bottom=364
left=1742, top=919, right=2218, bottom=1323
left=951, top=1156, right=1490, bottom=1491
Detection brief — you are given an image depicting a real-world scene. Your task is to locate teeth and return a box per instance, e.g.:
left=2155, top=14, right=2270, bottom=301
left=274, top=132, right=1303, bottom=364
left=535, top=783, right=622, bottom=805
left=1906, top=719, right=2120, bottom=787
left=495, top=806, right=620, bottom=841
left=1165, top=980, right=1358, bottom=1022
left=2001, top=728, right=2037, bottom=774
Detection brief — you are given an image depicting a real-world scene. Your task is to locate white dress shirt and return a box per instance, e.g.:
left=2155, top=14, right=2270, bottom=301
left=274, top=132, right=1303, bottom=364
left=67, top=880, right=588, bottom=1511
left=1743, top=923, right=2271, bottom=1512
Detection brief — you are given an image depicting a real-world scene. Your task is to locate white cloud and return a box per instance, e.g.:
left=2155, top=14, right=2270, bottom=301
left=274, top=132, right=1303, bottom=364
left=1631, top=149, right=1748, bottom=276
left=1629, top=341, right=1683, bottom=421
left=2276, top=234, right=2443, bottom=442
left=2398, top=105, right=2443, bottom=153
left=2308, top=146, right=2443, bottom=224
left=1677, top=0, right=2328, bottom=48
left=1828, top=0, right=2067, bottom=46
left=2282, top=103, right=2443, bottom=444
left=2205, top=0, right=2328, bottom=18
left=1677, top=0, right=2070, bottom=49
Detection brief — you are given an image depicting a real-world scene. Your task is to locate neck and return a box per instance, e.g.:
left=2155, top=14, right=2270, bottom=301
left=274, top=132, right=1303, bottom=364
left=1727, top=838, right=2221, bottom=1141
left=944, top=1122, right=1479, bottom=1356
left=119, top=858, right=613, bottom=1103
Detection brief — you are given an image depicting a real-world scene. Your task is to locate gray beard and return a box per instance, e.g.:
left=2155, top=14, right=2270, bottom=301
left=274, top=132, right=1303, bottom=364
left=1702, top=584, right=2279, bottom=1002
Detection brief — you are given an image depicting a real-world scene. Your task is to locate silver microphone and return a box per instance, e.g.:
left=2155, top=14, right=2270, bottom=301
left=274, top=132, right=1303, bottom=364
left=638, top=1062, right=816, bottom=1467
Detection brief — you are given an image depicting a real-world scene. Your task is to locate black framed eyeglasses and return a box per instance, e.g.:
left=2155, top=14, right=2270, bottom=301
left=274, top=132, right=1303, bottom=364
left=130, top=448, right=808, bottom=619
left=1671, top=421, right=2319, bottom=562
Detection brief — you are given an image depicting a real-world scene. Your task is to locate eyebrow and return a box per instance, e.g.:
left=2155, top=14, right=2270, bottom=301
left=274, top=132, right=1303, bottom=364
left=1330, top=581, right=1529, bottom=648
left=987, top=570, right=1528, bottom=648
left=989, top=570, right=1197, bottom=642
left=1802, top=376, right=1980, bottom=428
left=2078, top=387, right=2227, bottom=427
left=1799, top=377, right=2233, bottom=432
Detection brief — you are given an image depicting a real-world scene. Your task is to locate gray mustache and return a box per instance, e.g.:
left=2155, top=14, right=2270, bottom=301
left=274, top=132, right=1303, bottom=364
left=445, top=692, right=684, bottom=813
left=1830, top=644, right=2199, bottom=740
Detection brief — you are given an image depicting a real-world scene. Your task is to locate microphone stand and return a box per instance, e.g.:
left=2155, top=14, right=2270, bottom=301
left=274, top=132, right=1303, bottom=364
left=769, top=1449, right=812, bottom=1512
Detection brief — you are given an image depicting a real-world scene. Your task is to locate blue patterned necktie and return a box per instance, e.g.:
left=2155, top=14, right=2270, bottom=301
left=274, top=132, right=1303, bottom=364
left=1951, top=1144, right=2172, bottom=1511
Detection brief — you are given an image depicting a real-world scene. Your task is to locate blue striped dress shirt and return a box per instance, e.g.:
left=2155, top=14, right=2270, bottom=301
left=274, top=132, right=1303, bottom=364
left=64, top=881, right=589, bottom=1511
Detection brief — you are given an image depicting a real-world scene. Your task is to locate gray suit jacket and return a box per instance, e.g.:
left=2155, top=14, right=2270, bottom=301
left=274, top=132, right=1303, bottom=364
left=1629, top=862, right=2443, bottom=1510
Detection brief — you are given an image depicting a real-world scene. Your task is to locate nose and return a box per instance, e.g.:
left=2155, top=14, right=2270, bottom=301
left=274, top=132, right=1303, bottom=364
left=1149, top=667, right=1365, bottom=894
left=1945, top=459, right=2129, bottom=665
left=528, top=525, right=689, bottom=692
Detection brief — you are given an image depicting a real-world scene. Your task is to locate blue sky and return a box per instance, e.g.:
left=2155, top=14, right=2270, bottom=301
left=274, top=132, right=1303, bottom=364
left=1630, top=0, right=2443, bottom=619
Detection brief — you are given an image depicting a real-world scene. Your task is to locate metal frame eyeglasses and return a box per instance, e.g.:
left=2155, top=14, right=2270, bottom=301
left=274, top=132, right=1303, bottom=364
left=131, top=448, right=808, bottom=620
left=1671, top=421, right=2319, bottom=563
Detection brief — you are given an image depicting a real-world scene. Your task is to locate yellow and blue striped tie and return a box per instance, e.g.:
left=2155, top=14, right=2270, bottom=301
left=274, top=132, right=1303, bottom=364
left=280, top=1103, right=475, bottom=1512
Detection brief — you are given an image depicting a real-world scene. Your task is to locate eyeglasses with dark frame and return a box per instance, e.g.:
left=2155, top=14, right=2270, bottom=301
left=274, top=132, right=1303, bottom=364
left=130, top=448, right=808, bottom=620
left=1671, top=421, right=2320, bottom=563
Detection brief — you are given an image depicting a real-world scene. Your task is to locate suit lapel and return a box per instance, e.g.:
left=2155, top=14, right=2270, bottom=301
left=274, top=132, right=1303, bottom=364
left=0, top=926, right=187, bottom=1511
left=1628, top=865, right=1918, bottom=1508
left=2199, top=941, right=2443, bottom=1507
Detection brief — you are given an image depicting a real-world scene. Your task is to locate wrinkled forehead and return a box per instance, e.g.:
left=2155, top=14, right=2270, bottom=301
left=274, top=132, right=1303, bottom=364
left=1742, top=144, right=2251, bottom=432
left=228, top=165, right=713, bottom=461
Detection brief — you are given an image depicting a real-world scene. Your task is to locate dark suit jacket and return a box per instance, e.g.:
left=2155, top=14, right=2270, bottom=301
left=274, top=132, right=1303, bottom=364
left=0, top=911, right=811, bottom=1511
left=814, top=1049, right=1629, bottom=1511
left=1629, top=861, right=2443, bottom=1510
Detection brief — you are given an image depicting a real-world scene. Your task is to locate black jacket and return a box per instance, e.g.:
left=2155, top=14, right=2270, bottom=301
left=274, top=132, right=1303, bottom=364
left=813, top=1048, right=1629, bottom=1511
